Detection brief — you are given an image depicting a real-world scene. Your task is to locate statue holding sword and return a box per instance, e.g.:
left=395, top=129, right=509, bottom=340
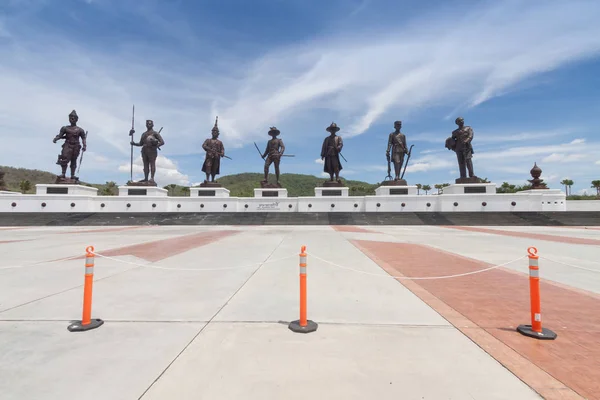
left=254, top=126, right=294, bottom=188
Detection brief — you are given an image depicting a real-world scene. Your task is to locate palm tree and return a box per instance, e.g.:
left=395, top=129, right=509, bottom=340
left=434, top=184, right=442, bottom=194
left=416, top=183, right=422, bottom=195
left=560, top=179, right=574, bottom=196
left=480, top=177, right=490, bottom=183
left=422, top=184, right=431, bottom=195
left=181, top=186, right=190, bottom=196
left=591, top=180, right=600, bottom=197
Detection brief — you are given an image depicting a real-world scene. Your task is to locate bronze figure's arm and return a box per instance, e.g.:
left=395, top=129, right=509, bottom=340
left=219, top=141, right=225, bottom=156
left=53, top=126, right=66, bottom=143
left=262, top=142, right=269, bottom=159
left=402, top=134, right=408, bottom=154
left=465, top=127, right=474, bottom=144
left=337, top=136, right=343, bottom=153
left=80, top=128, right=87, bottom=151
left=386, top=133, right=393, bottom=155
left=155, top=132, right=165, bottom=147
left=278, top=138, right=285, bottom=156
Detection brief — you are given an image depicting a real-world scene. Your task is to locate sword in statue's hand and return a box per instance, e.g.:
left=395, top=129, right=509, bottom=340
left=77, top=130, right=87, bottom=176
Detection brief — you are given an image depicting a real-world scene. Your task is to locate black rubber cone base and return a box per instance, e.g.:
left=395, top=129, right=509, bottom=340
left=288, top=320, right=318, bottom=333
left=517, top=324, right=557, bottom=340
left=68, top=319, right=104, bottom=332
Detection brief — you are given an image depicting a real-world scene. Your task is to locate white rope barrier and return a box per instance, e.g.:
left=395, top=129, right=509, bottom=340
left=539, top=256, right=600, bottom=274
left=308, top=253, right=528, bottom=280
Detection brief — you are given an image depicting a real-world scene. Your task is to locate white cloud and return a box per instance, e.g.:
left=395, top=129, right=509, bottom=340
left=541, top=153, right=588, bottom=163
left=315, top=158, right=324, bottom=165
left=570, top=138, right=586, bottom=144
left=117, top=154, right=189, bottom=186
left=595, top=160, right=600, bottom=165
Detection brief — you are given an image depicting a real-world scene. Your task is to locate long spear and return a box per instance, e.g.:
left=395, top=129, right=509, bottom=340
left=129, top=105, right=135, bottom=182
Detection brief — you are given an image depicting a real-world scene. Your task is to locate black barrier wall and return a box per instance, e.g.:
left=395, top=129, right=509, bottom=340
left=0, top=212, right=599, bottom=226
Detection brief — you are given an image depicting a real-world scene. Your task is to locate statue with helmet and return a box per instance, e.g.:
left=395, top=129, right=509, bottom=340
left=53, top=109, right=87, bottom=184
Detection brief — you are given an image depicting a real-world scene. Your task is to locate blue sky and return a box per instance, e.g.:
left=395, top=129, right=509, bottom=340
left=1, top=0, right=600, bottom=193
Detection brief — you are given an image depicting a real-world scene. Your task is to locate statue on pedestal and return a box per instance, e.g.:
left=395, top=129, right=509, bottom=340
left=129, top=119, right=164, bottom=186
left=201, top=117, right=225, bottom=186
left=53, top=110, right=87, bottom=184
left=258, top=127, right=286, bottom=188
left=384, top=120, right=413, bottom=185
left=320, top=122, right=344, bottom=186
left=445, top=117, right=481, bottom=183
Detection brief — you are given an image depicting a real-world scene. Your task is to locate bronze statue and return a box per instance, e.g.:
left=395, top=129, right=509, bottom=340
left=201, top=117, right=225, bottom=185
left=446, top=117, right=480, bottom=183
left=129, top=119, right=164, bottom=185
left=321, top=122, right=344, bottom=184
left=528, top=162, right=548, bottom=189
left=53, top=110, right=87, bottom=184
left=259, top=127, right=286, bottom=187
left=386, top=121, right=410, bottom=183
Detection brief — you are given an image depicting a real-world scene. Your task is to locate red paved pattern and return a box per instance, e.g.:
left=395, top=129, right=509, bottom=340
left=352, top=240, right=599, bottom=400
left=443, top=226, right=600, bottom=246
left=331, top=225, right=377, bottom=233
left=84, top=230, right=239, bottom=262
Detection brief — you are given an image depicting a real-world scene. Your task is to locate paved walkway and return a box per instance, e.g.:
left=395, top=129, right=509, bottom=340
left=1, top=225, right=598, bottom=399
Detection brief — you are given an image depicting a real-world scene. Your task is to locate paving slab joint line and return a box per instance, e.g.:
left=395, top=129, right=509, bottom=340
left=136, top=232, right=291, bottom=400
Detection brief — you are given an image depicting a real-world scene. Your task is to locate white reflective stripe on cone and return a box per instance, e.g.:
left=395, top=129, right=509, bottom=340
left=300, top=266, right=307, bottom=274
left=85, top=267, right=94, bottom=274
left=529, top=258, right=539, bottom=266
left=299, top=256, right=307, bottom=264
left=529, top=268, right=539, bottom=278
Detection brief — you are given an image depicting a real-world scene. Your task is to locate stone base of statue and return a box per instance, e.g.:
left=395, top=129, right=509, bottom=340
left=321, top=180, right=345, bottom=187
left=455, top=176, right=483, bottom=184
left=442, top=183, right=496, bottom=195
left=126, top=180, right=158, bottom=187
left=528, top=179, right=549, bottom=190
left=190, top=186, right=230, bottom=197
left=260, top=180, right=282, bottom=189
left=375, top=185, right=418, bottom=196
left=254, top=188, right=288, bottom=198
left=380, top=179, right=407, bottom=186
left=36, top=184, right=98, bottom=196
left=199, top=181, right=222, bottom=188
left=315, top=186, right=349, bottom=197
left=118, top=186, right=168, bottom=197
left=55, top=176, right=81, bottom=185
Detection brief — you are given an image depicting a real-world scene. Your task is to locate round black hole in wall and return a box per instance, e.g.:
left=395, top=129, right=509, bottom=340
left=101, top=203, right=105, bottom=208
left=554, top=201, right=557, bottom=204
left=41, top=202, right=46, bottom=207
left=200, top=204, right=204, bottom=208
left=126, top=203, right=131, bottom=208
left=11, top=202, right=16, bottom=207
left=244, top=204, right=249, bottom=208
left=223, top=204, right=227, bottom=208
left=376, top=203, right=381, bottom=207
left=288, top=204, right=293, bottom=208
left=354, top=203, right=358, bottom=208
left=426, top=202, right=431, bottom=207
left=331, top=204, right=335, bottom=208
left=177, top=204, right=181, bottom=208
left=511, top=201, right=516, bottom=206
left=453, top=202, right=458, bottom=206
left=308, top=204, right=312, bottom=208
left=482, top=202, right=487, bottom=206
left=152, top=203, right=156, bottom=208
left=70, top=203, right=75, bottom=207
left=401, top=203, right=406, bottom=207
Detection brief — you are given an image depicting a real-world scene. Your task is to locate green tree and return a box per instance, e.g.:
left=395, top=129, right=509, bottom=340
left=416, top=183, right=422, bottom=195
left=591, top=180, right=600, bottom=197
left=434, top=184, right=442, bottom=194
left=19, top=180, right=31, bottom=194
left=560, top=179, right=574, bottom=196
left=422, top=184, right=431, bottom=195
left=181, top=186, right=190, bottom=196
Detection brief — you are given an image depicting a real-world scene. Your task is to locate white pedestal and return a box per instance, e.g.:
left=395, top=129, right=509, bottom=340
left=36, top=184, right=98, bottom=196
left=441, top=183, right=496, bottom=195
left=375, top=185, right=418, bottom=196
left=118, top=186, right=168, bottom=197
left=190, top=187, right=230, bottom=198
left=254, top=188, right=288, bottom=198
left=314, top=187, right=349, bottom=197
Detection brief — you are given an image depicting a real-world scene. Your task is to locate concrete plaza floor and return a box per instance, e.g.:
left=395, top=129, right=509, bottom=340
left=1, top=225, right=599, bottom=399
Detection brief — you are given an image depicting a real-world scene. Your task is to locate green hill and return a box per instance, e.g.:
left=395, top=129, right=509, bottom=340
left=0, top=166, right=378, bottom=196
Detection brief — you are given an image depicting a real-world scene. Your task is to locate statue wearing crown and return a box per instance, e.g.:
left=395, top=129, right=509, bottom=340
left=53, top=110, right=87, bottom=184
left=201, top=117, right=226, bottom=186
